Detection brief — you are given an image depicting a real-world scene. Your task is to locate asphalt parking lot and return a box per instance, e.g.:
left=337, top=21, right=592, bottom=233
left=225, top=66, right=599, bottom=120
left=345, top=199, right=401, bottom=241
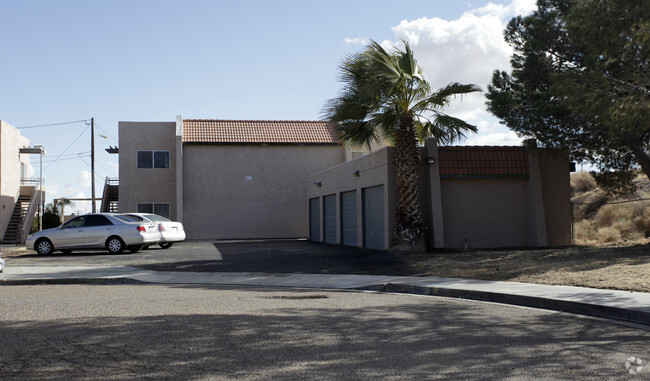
left=7, top=240, right=414, bottom=275
left=144, top=240, right=413, bottom=275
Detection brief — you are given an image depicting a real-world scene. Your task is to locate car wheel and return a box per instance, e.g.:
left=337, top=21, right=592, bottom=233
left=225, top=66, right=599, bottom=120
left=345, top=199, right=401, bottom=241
left=35, top=238, right=54, bottom=255
left=106, top=236, right=125, bottom=254
left=128, top=245, right=143, bottom=253
left=158, top=242, right=173, bottom=249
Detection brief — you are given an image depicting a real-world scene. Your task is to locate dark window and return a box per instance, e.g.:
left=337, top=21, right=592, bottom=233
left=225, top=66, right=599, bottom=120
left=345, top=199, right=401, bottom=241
left=137, top=151, right=153, bottom=168
left=154, top=151, right=170, bottom=168
left=137, top=204, right=154, bottom=214
left=137, top=151, right=169, bottom=169
left=154, top=204, right=169, bottom=218
left=85, top=215, right=113, bottom=227
left=137, top=203, right=170, bottom=219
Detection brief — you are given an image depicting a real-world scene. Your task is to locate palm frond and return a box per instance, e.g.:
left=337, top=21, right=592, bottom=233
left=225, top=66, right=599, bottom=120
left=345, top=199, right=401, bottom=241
left=423, top=82, right=482, bottom=110
left=417, top=113, right=478, bottom=144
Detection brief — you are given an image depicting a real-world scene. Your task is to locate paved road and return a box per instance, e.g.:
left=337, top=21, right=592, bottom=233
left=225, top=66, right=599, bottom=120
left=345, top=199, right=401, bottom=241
left=1, top=284, right=648, bottom=380
left=10, top=240, right=412, bottom=275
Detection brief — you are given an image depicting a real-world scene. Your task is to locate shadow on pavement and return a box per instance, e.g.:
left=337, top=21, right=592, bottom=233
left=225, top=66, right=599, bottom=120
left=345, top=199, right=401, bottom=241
left=139, top=240, right=414, bottom=275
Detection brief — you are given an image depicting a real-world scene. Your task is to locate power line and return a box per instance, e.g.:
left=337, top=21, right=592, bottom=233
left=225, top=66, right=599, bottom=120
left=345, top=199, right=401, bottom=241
left=16, top=119, right=89, bottom=129
left=94, top=122, right=119, bottom=144
left=44, top=125, right=90, bottom=170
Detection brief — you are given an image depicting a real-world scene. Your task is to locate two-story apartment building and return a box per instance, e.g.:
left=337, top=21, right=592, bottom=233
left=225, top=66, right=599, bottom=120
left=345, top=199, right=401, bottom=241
left=118, top=117, right=373, bottom=240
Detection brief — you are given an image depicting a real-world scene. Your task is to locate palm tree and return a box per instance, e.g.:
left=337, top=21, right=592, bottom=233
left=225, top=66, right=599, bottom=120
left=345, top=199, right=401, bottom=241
left=55, top=198, right=73, bottom=223
left=324, top=40, right=481, bottom=243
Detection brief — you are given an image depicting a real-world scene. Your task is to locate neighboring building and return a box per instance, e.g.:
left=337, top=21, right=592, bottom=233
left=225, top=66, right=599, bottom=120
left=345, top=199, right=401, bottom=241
left=0, top=120, right=42, bottom=244
left=308, top=139, right=572, bottom=250
left=118, top=117, right=375, bottom=240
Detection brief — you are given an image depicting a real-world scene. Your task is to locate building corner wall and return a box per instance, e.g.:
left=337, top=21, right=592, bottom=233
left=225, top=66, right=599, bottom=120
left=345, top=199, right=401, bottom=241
left=424, top=139, right=445, bottom=248
left=538, top=151, right=572, bottom=246
left=525, top=146, right=548, bottom=247
left=118, top=121, right=178, bottom=218
left=175, top=116, right=183, bottom=222
left=0, top=121, right=30, bottom=240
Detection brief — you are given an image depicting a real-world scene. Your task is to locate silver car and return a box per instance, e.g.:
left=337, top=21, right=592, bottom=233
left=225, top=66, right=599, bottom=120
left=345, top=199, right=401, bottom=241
left=123, top=213, right=186, bottom=249
left=25, top=213, right=159, bottom=255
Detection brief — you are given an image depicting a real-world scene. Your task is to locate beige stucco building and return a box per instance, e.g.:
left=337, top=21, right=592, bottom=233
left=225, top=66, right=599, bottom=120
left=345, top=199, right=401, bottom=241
left=117, top=117, right=571, bottom=249
left=1, top=120, right=43, bottom=244
left=118, top=117, right=375, bottom=240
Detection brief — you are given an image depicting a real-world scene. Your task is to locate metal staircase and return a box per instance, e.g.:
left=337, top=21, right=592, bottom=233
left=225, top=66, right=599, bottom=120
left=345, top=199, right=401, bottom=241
left=3, top=194, right=32, bottom=244
left=100, top=177, right=119, bottom=213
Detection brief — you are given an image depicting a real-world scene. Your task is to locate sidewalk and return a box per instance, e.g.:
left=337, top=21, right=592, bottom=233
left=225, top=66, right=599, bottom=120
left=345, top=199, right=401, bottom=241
left=1, top=264, right=649, bottom=326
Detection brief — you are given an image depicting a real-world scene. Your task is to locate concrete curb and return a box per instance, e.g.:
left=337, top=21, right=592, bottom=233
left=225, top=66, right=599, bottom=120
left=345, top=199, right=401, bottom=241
left=1, top=272, right=648, bottom=327
left=358, top=283, right=650, bottom=326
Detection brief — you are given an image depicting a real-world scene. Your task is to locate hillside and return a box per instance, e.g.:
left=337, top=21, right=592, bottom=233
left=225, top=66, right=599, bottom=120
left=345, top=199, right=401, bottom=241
left=571, top=171, right=650, bottom=245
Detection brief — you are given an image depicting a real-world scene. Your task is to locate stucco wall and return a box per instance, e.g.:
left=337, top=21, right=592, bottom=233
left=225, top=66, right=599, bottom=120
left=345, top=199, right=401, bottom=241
left=118, top=121, right=178, bottom=218
left=308, top=147, right=396, bottom=249
left=538, top=151, right=572, bottom=246
left=183, top=144, right=345, bottom=240
left=0, top=121, right=30, bottom=239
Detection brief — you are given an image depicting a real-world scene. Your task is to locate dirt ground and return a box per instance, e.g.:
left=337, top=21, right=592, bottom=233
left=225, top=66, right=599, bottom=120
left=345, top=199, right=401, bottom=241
left=396, top=244, right=650, bottom=293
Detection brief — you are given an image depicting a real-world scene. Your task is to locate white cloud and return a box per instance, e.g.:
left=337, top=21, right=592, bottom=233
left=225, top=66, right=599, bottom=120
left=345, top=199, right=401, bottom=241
left=79, top=170, right=92, bottom=188
left=386, top=0, right=537, bottom=146
left=344, top=37, right=369, bottom=46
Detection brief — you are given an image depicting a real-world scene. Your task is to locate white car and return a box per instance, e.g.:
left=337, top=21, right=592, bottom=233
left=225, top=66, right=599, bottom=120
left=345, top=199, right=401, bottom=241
left=25, top=213, right=160, bottom=255
left=123, top=213, right=186, bottom=249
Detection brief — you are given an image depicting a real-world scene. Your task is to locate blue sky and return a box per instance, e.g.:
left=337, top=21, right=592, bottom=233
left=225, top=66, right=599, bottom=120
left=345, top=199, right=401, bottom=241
left=1, top=0, right=537, bottom=213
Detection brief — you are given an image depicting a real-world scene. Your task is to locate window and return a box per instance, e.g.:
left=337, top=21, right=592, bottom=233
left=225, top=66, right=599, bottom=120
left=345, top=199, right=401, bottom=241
left=85, top=215, right=113, bottom=227
left=62, top=216, right=86, bottom=229
left=137, top=203, right=170, bottom=219
left=137, top=151, right=169, bottom=169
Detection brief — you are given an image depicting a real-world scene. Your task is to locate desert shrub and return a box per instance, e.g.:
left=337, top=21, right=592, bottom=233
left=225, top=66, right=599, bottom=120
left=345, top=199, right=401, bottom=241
left=594, top=204, right=631, bottom=228
left=573, top=190, right=609, bottom=220
left=571, top=171, right=597, bottom=195
left=612, top=219, right=637, bottom=237
left=632, top=205, right=650, bottom=236
left=596, top=226, right=621, bottom=243
left=574, top=220, right=595, bottom=242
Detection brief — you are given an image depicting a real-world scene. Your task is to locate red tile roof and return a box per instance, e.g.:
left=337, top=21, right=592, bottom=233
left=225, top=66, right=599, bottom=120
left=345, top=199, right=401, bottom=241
left=438, top=146, right=530, bottom=176
left=182, top=119, right=339, bottom=145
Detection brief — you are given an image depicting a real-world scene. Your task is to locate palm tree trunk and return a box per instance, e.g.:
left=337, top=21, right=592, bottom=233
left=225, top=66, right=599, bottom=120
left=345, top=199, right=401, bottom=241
left=393, top=115, right=424, bottom=240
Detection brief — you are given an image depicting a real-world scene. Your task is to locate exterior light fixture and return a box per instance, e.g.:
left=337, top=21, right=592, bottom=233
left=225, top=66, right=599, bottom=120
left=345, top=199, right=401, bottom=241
left=353, top=170, right=360, bottom=177
left=427, top=158, right=436, bottom=165
left=313, top=181, right=322, bottom=187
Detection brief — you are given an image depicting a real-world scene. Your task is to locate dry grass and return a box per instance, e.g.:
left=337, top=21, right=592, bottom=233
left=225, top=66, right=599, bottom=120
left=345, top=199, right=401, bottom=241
left=397, top=244, right=650, bottom=293
left=395, top=173, right=650, bottom=293
left=572, top=171, right=650, bottom=245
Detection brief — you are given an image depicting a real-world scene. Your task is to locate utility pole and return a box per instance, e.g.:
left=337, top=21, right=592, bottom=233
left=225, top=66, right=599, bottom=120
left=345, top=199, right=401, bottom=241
left=91, top=117, right=96, bottom=213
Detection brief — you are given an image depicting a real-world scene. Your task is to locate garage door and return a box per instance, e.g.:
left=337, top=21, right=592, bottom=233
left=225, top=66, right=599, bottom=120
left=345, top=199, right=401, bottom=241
left=363, top=185, right=384, bottom=250
left=309, top=198, right=320, bottom=241
left=323, top=194, right=337, bottom=244
left=340, top=190, right=357, bottom=246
